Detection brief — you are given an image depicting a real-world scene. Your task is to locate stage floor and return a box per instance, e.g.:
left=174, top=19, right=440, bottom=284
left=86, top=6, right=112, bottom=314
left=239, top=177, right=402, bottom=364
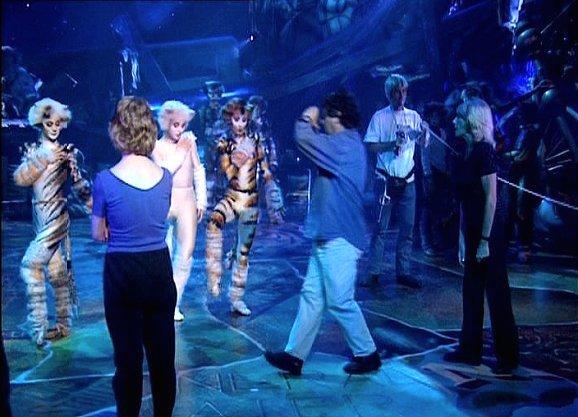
left=2, top=215, right=578, bottom=417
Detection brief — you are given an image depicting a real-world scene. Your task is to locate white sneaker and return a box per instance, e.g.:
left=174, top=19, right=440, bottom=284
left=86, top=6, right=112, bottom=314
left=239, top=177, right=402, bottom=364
left=224, top=250, right=235, bottom=270
left=34, top=329, right=46, bottom=347
left=231, top=300, right=251, bottom=316
left=174, top=309, right=184, bottom=322
left=208, top=283, right=221, bottom=297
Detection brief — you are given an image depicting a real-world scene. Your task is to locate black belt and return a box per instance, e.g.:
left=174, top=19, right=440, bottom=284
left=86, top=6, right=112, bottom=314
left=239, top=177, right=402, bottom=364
left=231, top=187, right=256, bottom=194
left=376, top=167, right=414, bottom=182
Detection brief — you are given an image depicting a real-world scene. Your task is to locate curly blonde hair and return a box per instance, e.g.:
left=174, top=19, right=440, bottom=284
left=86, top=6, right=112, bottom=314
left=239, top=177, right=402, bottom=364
left=108, top=96, right=158, bottom=156
left=157, top=100, right=196, bottom=132
left=27, top=98, right=72, bottom=129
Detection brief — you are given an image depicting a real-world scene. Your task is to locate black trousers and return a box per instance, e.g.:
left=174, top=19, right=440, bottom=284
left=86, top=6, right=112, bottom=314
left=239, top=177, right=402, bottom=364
left=460, top=189, right=519, bottom=367
left=0, top=334, right=12, bottom=417
left=104, top=248, right=176, bottom=417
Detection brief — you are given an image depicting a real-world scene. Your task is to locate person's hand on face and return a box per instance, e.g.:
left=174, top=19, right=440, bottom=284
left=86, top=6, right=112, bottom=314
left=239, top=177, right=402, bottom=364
left=302, top=106, right=320, bottom=129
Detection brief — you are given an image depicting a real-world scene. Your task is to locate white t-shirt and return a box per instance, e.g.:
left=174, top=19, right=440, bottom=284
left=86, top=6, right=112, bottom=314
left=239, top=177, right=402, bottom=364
left=364, top=106, right=423, bottom=181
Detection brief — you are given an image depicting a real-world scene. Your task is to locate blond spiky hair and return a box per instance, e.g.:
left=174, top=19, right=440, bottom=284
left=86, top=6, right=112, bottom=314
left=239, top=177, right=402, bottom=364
left=157, top=100, right=195, bottom=132
left=27, top=98, right=71, bottom=129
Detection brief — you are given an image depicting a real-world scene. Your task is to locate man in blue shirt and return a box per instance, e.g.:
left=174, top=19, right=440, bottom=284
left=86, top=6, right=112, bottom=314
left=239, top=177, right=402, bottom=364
left=265, top=91, right=381, bottom=375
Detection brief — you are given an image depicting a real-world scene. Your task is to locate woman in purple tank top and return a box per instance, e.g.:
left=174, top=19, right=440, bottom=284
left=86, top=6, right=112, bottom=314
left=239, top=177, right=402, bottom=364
left=91, top=96, right=176, bottom=417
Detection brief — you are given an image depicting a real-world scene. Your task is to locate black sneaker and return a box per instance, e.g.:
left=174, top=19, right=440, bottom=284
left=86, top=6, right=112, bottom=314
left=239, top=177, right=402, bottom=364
left=492, top=363, right=518, bottom=376
left=396, top=275, right=423, bottom=289
left=359, top=274, right=379, bottom=287
left=264, top=351, right=303, bottom=376
left=443, top=349, right=482, bottom=366
left=343, top=351, right=382, bottom=374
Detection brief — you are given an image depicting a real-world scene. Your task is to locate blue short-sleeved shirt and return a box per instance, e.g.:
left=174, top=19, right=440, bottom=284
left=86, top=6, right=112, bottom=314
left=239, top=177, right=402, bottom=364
left=92, top=168, right=172, bottom=253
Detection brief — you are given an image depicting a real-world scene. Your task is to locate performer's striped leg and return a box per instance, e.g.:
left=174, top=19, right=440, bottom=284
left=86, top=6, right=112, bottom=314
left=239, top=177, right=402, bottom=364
left=206, top=198, right=236, bottom=297
left=46, top=247, right=71, bottom=340
left=229, top=208, right=258, bottom=315
left=206, top=214, right=225, bottom=297
left=21, top=242, right=51, bottom=346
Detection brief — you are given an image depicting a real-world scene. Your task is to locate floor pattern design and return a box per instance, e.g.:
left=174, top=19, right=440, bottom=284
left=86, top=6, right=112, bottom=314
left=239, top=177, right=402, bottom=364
left=2, top=215, right=577, bottom=416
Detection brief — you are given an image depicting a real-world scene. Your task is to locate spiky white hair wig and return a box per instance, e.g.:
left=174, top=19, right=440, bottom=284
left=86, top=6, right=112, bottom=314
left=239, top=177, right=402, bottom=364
left=27, top=98, right=71, bottom=129
left=157, top=100, right=196, bottom=132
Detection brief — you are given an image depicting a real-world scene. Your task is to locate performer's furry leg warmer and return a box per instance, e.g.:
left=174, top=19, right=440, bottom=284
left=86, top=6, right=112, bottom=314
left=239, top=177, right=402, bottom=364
left=206, top=221, right=223, bottom=297
left=21, top=257, right=48, bottom=347
left=229, top=258, right=250, bottom=315
left=46, top=252, right=71, bottom=340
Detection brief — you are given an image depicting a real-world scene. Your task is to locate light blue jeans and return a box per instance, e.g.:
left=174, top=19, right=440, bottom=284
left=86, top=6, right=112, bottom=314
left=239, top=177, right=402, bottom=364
left=285, top=238, right=377, bottom=360
left=368, top=182, right=416, bottom=276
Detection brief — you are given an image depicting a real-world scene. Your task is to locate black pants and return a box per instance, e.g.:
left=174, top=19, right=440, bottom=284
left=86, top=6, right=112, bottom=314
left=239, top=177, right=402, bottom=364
left=104, top=248, right=176, bottom=417
left=0, top=334, right=12, bottom=417
left=460, top=191, right=519, bottom=367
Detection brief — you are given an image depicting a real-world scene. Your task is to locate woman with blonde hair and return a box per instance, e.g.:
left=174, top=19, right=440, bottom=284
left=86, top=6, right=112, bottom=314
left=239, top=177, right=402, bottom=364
left=92, top=96, right=176, bottom=416
left=444, top=98, right=519, bottom=375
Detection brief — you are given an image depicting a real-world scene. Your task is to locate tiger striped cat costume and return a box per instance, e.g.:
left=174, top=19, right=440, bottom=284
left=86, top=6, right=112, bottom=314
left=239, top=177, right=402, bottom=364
left=247, top=95, right=285, bottom=224
left=206, top=99, right=274, bottom=316
left=14, top=98, right=92, bottom=346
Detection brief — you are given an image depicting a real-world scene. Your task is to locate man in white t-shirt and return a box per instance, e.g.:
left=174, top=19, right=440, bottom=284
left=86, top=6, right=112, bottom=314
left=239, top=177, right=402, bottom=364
left=361, top=74, right=429, bottom=288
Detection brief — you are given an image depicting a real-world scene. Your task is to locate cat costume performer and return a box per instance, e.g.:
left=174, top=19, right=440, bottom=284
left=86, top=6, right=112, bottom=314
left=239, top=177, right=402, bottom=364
left=152, top=100, right=207, bottom=322
left=205, top=98, right=277, bottom=316
left=13, top=98, right=92, bottom=346
left=247, top=95, right=285, bottom=224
